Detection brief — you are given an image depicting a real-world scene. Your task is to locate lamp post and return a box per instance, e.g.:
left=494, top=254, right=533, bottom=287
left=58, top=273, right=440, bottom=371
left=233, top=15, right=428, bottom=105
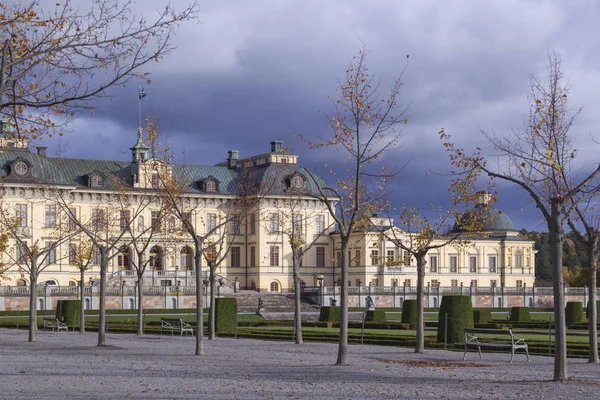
left=176, top=280, right=181, bottom=309
left=89, top=278, right=94, bottom=311
left=392, top=281, right=397, bottom=308
left=134, top=280, right=138, bottom=310
left=316, top=276, right=324, bottom=306
left=203, top=279, right=209, bottom=308
left=523, top=283, right=527, bottom=306
left=333, top=280, right=336, bottom=304
left=44, top=282, right=48, bottom=316
left=357, top=280, right=362, bottom=308
left=218, top=278, right=224, bottom=299
left=121, top=281, right=125, bottom=310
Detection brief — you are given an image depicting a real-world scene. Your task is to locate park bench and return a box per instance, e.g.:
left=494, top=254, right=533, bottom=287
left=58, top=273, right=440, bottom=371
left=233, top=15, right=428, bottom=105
left=160, top=318, right=193, bottom=338
left=463, top=328, right=530, bottom=363
left=42, top=318, right=68, bottom=332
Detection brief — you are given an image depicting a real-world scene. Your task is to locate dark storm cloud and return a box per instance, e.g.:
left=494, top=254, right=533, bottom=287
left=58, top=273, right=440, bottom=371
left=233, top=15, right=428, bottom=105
left=38, top=0, right=600, bottom=232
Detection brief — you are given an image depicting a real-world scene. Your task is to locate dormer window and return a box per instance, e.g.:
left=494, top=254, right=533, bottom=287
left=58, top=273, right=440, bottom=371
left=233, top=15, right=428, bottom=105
left=202, top=177, right=219, bottom=193
left=206, top=180, right=216, bottom=192
left=91, top=174, right=104, bottom=187
left=151, top=172, right=159, bottom=189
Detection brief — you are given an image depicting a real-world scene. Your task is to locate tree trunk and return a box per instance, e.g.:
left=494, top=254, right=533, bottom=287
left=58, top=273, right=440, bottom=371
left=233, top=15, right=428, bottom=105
left=137, top=271, right=144, bottom=336
left=415, top=252, right=426, bottom=353
left=28, top=259, right=38, bottom=342
left=336, top=236, right=349, bottom=365
left=97, top=248, right=108, bottom=347
left=194, top=241, right=204, bottom=355
left=550, top=200, right=568, bottom=381
left=79, top=268, right=85, bottom=333
left=587, top=245, right=598, bottom=363
left=208, top=265, right=216, bottom=340
left=293, top=251, right=303, bottom=345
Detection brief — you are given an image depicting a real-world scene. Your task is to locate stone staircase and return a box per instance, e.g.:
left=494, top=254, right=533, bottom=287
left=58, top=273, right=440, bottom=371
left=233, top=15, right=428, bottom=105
left=231, top=291, right=320, bottom=313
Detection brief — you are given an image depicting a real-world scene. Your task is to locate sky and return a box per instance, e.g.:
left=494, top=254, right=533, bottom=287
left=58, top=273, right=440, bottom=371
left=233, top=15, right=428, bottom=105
left=36, top=0, right=600, bottom=232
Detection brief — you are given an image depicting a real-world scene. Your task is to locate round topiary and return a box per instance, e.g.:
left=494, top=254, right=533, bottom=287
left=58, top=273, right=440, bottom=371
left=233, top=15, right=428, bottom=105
left=585, top=300, right=600, bottom=320
left=473, top=309, right=492, bottom=324
left=401, top=300, right=418, bottom=325
left=364, top=310, right=387, bottom=322
left=436, top=295, right=473, bottom=344
left=509, top=307, right=531, bottom=322
left=566, top=301, right=584, bottom=325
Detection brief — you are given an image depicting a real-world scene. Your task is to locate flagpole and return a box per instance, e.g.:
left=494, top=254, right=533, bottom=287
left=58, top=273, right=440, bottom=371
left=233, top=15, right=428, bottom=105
left=138, top=85, right=142, bottom=130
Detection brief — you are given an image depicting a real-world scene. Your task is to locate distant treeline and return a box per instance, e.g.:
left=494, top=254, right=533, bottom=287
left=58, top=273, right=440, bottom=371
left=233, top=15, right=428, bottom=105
left=519, top=229, right=597, bottom=287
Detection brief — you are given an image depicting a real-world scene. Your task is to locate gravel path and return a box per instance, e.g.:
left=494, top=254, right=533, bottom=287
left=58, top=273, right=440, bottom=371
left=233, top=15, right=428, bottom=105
left=0, top=328, right=598, bottom=399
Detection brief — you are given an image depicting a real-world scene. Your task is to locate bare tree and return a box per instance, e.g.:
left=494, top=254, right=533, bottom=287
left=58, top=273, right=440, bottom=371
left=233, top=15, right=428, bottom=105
left=304, top=46, right=408, bottom=365
left=0, top=0, right=199, bottom=138
left=441, top=54, right=600, bottom=381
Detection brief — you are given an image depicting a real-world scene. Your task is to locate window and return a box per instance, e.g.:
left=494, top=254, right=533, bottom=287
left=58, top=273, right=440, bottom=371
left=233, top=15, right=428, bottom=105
left=430, top=280, right=439, bottom=287
left=151, top=172, right=159, bottom=189
left=68, top=208, right=77, bottom=231
left=370, top=250, right=379, bottom=266
left=386, top=250, right=395, bottom=265
left=470, top=280, right=477, bottom=287
left=490, top=280, right=497, bottom=288
left=292, top=214, right=302, bottom=235
left=269, top=213, right=279, bottom=233
left=515, top=251, right=523, bottom=268
left=336, top=251, right=342, bottom=268
left=45, top=205, right=57, bottom=227
left=230, top=215, right=240, bottom=234
left=516, top=280, right=523, bottom=288
left=151, top=211, right=162, bottom=233
left=69, top=243, right=77, bottom=265
left=138, top=216, right=144, bottom=233
left=356, top=279, right=362, bottom=286
left=355, top=250, right=361, bottom=267
left=231, top=247, right=241, bottom=268
left=429, top=255, right=438, bottom=273
left=316, top=247, right=325, bottom=268
left=315, top=215, right=325, bottom=235
left=149, top=246, right=161, bottom=269
left=269, top=246, right=279, bottom=266
left=16, top=243, right=27, bottom=263
left=404, top=279, right=411, bottom=287
left=182, top=212, right=192, bottom=228
left=451, top=279, right=458, bottom=287
left=206, top=180, right=216, bottom=192
left=449, top=255, right=457, bottom=273
left=16, top=204, right=27, bottom=227
left=92, top=246, right=101, bottom=265
left=207, top=213, right=217, bottom=232
left=120, top=210, right=130, bottom=232
left=280, top=157, right=288, bottom=164
left=488, top=256, right=497, bottom=273
left=45, top=242, right=56, bottom=265
left=250, top=246, right=256, bottom=267
left=92, top=209, right=104, bottom=231
left=117, top=247, right=130, bottom=270
left=250, top=213, right=256, bottom=234
left=91, top=174, right=104, bottom=187
left=180, top=247, right=192, bottom=269
left=403, top=251, right=411, bottom=266
left=469, top=256, right=477, bottom=273
left=270, top=281, right=280, bottom=292
left=168, top=217, right=175, bottom=233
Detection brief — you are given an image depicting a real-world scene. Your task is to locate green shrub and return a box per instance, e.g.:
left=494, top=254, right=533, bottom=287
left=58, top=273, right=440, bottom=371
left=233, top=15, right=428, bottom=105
left=585, top=300, right=600, bottom=320
left=473, top=309, right=492, bottom=324
left=401, top=300, right=418, bottom=324
left=319, top=306, right=340, bottom=322
left=364, top=310, right=387, bottom=323
left=566, top=301, right=584, bottom=325
left=215, top=298, right=237, bottom=333
left=56, top=300, right=80, bottom=326
left=509, top=307, right=531, bottom=322
left=436, top=296, right=473, bottom=344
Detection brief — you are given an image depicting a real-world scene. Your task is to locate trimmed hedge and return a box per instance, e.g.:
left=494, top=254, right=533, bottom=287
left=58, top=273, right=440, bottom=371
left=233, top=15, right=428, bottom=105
left=56, top=300, right=80, bottom=326
left=215, top=298, right=237, bottom=333
left=586, top=300, right=600, bottom=320
left=566, top=301, right=584, bottom=325
left=364, top=310, right=387, bottom=323
left=401, top=300, right=418, bottom=324
left=319, top=306, right=340, bottom=322
left=473, top=309, right=492, bottom=324
left=436, top=296, right=473, bottom=344
left=509, top=307, right=531, bottom=322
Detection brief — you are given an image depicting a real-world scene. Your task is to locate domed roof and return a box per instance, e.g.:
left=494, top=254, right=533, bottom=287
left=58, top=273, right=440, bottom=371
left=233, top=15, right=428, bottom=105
left=453, top=191, right=516, bottom=233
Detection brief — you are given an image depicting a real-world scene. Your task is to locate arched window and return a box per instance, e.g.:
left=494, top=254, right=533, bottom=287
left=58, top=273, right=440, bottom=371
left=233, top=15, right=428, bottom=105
left=433, top=297, right=438, bottom=308
left=138, top=216, right=144, bottom=233
left=117, top=246, right=131, bottom=270
left=180, top=247, right=192, bottom=270
left=206, top=180, right=216, bottom=192
left=68, top=281, right=77, bottom=286
left=168, top=217, right=175, bottom=233
left=85, top=298, right=91, bottom=310
left=250, top=281, right=256, bottom=291
left=515, top=250, right=523, bottom=268
left=270, top=281, right=280, bottom=293
left=91, top=174, right=104, bottom=187
left=149, top=246, right=162, bottom=270
left=16, top=279, right=27, bottom=287
left=129, top=298, right=135, bottom=309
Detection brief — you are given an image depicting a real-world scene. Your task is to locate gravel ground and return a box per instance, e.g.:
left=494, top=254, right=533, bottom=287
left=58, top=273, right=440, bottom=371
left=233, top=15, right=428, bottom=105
left=0, top=328, right=599, bottom=399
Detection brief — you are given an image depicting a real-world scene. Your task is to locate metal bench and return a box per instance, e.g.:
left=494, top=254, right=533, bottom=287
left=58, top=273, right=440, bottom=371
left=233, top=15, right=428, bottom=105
left=160, top=318, right=193, bottom=337
left=463, top=328, right=529, bottom=363
left=43, top=318, right=68, bottom=332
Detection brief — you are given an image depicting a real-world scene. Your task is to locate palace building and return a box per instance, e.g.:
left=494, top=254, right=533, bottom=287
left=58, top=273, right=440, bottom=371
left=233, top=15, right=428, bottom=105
left=0, top=126, right=535, bottom=291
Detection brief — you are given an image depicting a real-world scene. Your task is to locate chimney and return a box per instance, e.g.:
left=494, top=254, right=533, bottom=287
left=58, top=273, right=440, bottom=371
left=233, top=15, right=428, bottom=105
left=37, top=146, right=47, bottom=157
left=270, top=140, right=284, bottom=152
left=227, top=150, right=239, bottom=169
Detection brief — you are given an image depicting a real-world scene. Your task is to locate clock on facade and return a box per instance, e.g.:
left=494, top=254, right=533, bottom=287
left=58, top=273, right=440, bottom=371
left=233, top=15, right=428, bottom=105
left=292, top=175, right=305, bottom=189
left=13, top=161, right=28, bottom=176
